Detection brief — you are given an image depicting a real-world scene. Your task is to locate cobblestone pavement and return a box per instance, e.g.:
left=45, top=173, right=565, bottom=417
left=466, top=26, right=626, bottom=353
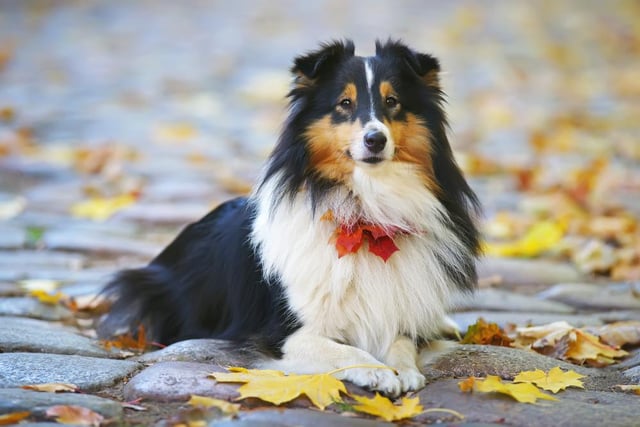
left=1, top=1, right=639, bottom=425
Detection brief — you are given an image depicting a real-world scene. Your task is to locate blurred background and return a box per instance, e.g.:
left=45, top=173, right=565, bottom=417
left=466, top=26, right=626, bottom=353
left=0, top=0, right=639, bottom=284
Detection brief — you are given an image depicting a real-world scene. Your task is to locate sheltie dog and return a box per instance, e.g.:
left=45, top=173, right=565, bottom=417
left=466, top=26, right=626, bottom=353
left=100, top=39, right=480, bottom=396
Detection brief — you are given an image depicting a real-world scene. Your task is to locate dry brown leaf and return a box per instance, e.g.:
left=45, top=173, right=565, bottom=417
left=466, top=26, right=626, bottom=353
left=0, top=411, right=30, bottom=425
left=22, top=383, right=78, bottom=393
left=46, top=405, right=104, bottom=426
left=587, top=321, right=640, bottom=348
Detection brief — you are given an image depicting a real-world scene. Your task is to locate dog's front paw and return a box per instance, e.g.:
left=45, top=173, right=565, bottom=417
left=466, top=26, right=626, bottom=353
left=338, top=366, right=402, bottom=397
left=397, top=368, right=426, bottom=392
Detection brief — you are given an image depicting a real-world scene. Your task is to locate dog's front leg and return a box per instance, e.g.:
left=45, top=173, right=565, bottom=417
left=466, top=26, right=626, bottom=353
left=382, top=336, right=426, bottom=394
left=261, top=329, right=403, bottom=396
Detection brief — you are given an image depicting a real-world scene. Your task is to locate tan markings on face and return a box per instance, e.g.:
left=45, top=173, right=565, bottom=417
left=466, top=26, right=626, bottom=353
left=387, top=113, right=438, bottom=190
left=335, top=83, right=357, bottom=114
left=305, top=115, right=357, bottom=183
left=379, top=81, right=396, bottom=99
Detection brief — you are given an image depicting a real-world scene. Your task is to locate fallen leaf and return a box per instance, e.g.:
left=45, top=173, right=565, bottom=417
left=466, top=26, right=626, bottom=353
left=22, top=383, right=78, bottom=393
left=19, top=279, right=61, bottom=293
left=0, top=411, right=30, bottom=425
left=615, top=385, right=640, bottom=395
left=513, top=322, right=629, bottom=366
left=154, top=122, right=198, bottom=142
left=565, top=329, right=628, bottom=366
left=513, top=367, right=585, bottom=393
left=461, top=318, right=513, bottom=347
left=472, top=375, right=558, bottom=404
left=457, top=376, right=476, bottom=392
left=483, top=221, right=565, bottom=258
left=29, top=289, right=67, bottom=305
left=210, top=366, right=347, bottom=410
left=351, top=393, right=423, bottom=422
left=0, top=195, right=26, bottom=220
left=187, top=395, right=240, bottom=416
left=587, top=321, right=640, bottom=348
left=101, top=324, right=148, bottom=353
left=46, top=405, right=104, bottom=426
left=70, top=194, right=137, bottom=221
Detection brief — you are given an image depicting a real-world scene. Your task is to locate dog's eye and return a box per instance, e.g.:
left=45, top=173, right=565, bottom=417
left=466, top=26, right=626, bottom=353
left=385, top=96, right=399, bottom=108
left=338, top=98, right=353, bottom=109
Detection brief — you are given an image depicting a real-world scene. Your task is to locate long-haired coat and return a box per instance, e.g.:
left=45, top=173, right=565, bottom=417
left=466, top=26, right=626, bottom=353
left=100, top=39, right=480, bottom=396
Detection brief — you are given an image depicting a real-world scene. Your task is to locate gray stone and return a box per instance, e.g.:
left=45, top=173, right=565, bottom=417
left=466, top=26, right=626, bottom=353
left=211, top=409, right=393, bottom=427
left=622, top=366, right=640, bottom=383
left=42, top=230, right=159, bottom=257
left=136, top=339, right=262, bottom=365
left=415, top=379, right=640, bottom=427
left=124, top=362, right=238, bottom=402
left=116, top=202, right=212, bottom=225
left=461, top=288, right=576, bottom=313
left=0, top=250, right=86, bottom=269
left=0, top=297, right=73, bottom=321
left=538, top=282, right=640, bottom=310
left=423, top=345, right=602, bottom=386
left=477, top=257, right=583, bottom=291
left=0, top=353, right=140, bottom=391
left=0, top=282, right=21, bottom=296
left=0, top=316, right=117, bottom=357
left=0, top=388, right=122, bottom=422
left=0, top=226, right=25, bottom=248
left=452, top=311, right=603, bottom=332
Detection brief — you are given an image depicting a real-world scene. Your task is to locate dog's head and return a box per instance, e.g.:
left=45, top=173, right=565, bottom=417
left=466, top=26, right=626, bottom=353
left=263, top=40, right=478, bottom=234
left=289, top=39, right=443, bottom=186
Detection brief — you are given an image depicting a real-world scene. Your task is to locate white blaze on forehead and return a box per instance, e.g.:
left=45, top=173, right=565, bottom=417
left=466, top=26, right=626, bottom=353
left=364, top=59, right=375, bottom=120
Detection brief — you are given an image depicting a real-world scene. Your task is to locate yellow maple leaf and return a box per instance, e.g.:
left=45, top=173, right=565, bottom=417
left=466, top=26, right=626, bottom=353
left=513, top=367, right=585, bottom=393
left=483, top=221, right=565, bottom=258
left=29, top=290, right=67, bottom=305
left=70, top=194, right=136, bottom=221
left=351, top=393, right=423, bottom=422
left=210, top=367, right=347, bottom=410
left=473, top=375, right=557, bottom=404
left=187, top=395, right=240, bottom=415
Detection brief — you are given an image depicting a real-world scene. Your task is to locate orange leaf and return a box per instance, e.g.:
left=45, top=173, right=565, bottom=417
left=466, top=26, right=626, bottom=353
left=101, top=324, right=148, bottom=353
left=458, top=377, right=476, bottom=392
left=46, top=405, right=104, bottom=426
left=461, top=318, right=513, bottom=347
left=0, top=412, right=30, bottom=425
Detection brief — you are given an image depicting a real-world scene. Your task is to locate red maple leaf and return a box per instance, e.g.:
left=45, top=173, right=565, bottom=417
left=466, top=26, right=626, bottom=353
left=335, top=225, right=364, bottom=257
left=334, top=223, right=401, bottom=262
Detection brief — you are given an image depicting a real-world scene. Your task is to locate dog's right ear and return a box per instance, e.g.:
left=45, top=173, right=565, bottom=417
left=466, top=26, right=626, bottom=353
left=291, top=40, right=355, bottom=89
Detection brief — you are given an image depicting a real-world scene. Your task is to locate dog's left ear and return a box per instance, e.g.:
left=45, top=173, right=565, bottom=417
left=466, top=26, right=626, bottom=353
left=291, top=40, right=355, bottom=89
left=376, top=40, right=440, bottom=87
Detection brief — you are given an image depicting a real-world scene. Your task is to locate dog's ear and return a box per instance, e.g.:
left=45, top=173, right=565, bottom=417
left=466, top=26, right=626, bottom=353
left=375, top=39, right=440, bottom=87
left=291, top=40, right=355, bottom=88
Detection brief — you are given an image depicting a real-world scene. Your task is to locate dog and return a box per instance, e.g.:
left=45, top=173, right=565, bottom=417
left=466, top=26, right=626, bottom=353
left=99, top=39, right=480, bottom=397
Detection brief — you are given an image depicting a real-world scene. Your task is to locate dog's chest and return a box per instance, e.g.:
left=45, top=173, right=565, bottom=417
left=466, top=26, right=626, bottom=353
left=252, top=200, right=455, bottom=357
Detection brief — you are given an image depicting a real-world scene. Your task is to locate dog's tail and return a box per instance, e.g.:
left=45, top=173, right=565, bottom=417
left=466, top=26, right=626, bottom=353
left=97, top=264, right=188, bottom=345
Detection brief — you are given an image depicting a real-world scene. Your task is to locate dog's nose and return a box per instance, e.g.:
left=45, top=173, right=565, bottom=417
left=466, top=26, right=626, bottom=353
left=363, top=131, right=387, bottom=153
